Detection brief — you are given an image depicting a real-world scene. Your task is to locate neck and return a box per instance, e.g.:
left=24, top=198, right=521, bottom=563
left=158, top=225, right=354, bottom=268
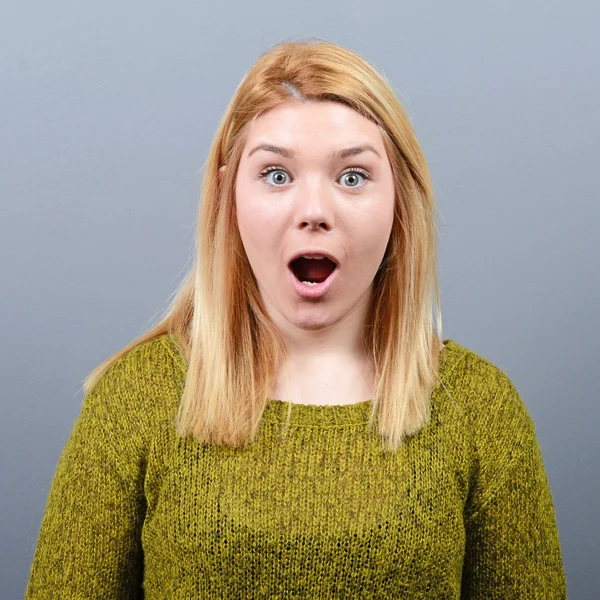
left=280, top=289, right=371, bottom=364
left=267, top=291, right=376, bottom=403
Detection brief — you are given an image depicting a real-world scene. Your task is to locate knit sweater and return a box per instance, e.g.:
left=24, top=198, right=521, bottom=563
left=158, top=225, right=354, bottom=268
left=25, top=333, right=566, bottom=599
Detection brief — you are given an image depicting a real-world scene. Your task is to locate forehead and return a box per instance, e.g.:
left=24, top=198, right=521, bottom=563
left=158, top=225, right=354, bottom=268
left=244, top=101, right=385, bottom=154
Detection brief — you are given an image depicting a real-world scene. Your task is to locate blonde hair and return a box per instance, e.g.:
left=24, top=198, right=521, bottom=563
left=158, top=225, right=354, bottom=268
left=83, top=37, right=445, bottom=452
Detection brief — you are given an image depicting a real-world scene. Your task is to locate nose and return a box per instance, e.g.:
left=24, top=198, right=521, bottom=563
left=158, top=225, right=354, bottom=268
left=294, top=178, right=335, bottom=232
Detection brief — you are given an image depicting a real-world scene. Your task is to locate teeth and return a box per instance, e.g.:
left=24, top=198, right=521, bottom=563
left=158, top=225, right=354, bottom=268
left=301, top=281, right=319, bottom=286
left=302, top=255, right=325, bottom=260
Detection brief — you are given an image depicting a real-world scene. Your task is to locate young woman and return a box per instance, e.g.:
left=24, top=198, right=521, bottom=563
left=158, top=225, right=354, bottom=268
left=26, top=38, right=567, bottom=598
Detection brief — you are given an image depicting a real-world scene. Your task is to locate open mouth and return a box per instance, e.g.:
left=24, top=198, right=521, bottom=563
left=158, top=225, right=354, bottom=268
left=289, top=256, right=337, bottom=286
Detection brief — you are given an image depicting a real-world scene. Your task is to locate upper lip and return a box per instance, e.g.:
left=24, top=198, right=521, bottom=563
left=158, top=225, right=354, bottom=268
left=288, top=249, right=340, bottom=267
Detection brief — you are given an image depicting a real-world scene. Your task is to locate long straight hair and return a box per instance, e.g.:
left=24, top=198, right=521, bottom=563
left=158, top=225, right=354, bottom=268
left=83, top=37, right=445, bottom=452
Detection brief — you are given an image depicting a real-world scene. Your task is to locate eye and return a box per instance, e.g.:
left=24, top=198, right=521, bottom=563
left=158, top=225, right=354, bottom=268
left=257, top=166, right=370, bottom=190
left=339, top=168, right=369, bottom=189
left=259, top=166, right=290, bottom=187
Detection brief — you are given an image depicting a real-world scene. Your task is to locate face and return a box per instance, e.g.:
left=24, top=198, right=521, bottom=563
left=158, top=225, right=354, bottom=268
left=234, top=100, right=396, bottom=333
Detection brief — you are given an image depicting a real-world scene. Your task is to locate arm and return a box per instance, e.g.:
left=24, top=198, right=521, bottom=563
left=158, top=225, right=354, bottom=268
left=461, top=376, right=567, bottom=599
left=25, top=370, right=146, bottom=598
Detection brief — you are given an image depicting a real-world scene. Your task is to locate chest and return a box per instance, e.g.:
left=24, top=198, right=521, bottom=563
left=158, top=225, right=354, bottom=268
left=139, top=423, right=469, bottom=598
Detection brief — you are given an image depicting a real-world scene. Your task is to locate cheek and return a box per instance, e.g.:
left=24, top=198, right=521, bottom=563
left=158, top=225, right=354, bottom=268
left=353, top=209, right=394, bottom=261
left=236, top=200, right=282, bottom=277
left=236, top=194, right=265, bottom=250
left=236, top=204, right=256, bottom=246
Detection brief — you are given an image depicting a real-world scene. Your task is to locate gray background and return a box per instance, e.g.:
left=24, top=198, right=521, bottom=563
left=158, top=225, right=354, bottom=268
left=2, top=1, right=598, bottom=598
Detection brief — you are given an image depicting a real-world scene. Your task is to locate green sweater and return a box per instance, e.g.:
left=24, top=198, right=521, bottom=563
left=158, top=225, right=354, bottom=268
left=25, top=333, right=566, bottom=599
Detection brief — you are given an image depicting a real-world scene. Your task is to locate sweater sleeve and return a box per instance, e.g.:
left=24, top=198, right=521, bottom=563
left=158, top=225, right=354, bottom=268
left=25, top=355, right=149, bottom=599
left=460, top=364, right=567, bottom=599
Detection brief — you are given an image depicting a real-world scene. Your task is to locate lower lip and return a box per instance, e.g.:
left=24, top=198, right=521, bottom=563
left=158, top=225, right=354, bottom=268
left=287, top=265, right=339, bottom=299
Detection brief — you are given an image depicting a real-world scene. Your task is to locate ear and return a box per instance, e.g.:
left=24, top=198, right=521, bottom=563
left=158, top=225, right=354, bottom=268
left=218, top=164, right=226, bottom=179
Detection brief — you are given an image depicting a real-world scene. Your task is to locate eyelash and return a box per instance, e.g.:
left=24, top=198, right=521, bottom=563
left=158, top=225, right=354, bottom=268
left=257, top=165, right=371, bottom=191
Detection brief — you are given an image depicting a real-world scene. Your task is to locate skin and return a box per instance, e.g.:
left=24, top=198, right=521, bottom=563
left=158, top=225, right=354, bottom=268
left=233, top=100, right=396, bottom=405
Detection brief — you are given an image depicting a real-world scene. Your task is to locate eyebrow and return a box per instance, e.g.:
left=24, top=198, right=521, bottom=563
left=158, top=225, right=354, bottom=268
left=246, top=143, right=383, bottom=161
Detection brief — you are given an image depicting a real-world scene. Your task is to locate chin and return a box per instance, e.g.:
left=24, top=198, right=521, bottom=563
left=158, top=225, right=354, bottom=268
left=287, top=306, right=339, bottom=331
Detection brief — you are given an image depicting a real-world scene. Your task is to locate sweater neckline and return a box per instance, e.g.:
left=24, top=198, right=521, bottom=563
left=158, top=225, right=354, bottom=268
left=261, top=397, right=373, bottom=427
left=163, top=334, right=465, bottom=428
left=259, top=338, right=464, bottom=427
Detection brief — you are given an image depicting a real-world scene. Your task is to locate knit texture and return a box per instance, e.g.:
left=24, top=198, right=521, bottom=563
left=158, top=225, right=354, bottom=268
left=25, top=333, right=566, bottom=599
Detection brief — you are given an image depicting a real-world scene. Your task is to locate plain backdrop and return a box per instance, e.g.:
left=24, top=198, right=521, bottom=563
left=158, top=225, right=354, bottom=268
left=2, top=1, right=598, bottom=598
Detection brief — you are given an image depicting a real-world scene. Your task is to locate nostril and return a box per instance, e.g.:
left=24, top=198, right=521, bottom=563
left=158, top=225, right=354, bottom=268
left=301, top=222, right=330, bottom=231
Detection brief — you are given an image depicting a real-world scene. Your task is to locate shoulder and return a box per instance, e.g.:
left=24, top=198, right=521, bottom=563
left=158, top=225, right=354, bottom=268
left=441, top=339, right=531, bottom=422
left=442, top=339, right=540, bottom=507
left=445, top=339, right=533, bottom=436
left=85, top=332, right=186, bottom=433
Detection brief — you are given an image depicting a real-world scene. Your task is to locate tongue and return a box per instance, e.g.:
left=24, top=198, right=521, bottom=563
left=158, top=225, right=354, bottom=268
left=292, top=257, right=336, bottom=283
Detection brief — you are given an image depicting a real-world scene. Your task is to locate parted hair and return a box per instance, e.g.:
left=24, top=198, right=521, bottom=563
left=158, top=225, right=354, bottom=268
left=83, top=36, right=445, bottom=452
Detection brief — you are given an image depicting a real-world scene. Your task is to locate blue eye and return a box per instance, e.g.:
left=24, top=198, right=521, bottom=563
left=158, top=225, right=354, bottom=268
left=260, top=167, right=289, bottom=187
left=258, top=166, right=370, bottom=190
left=340, top=171, right=367, bottom=188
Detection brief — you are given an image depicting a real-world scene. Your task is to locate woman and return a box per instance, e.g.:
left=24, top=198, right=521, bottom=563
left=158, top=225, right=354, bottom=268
left=25, top=38, right=567, bottom=598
